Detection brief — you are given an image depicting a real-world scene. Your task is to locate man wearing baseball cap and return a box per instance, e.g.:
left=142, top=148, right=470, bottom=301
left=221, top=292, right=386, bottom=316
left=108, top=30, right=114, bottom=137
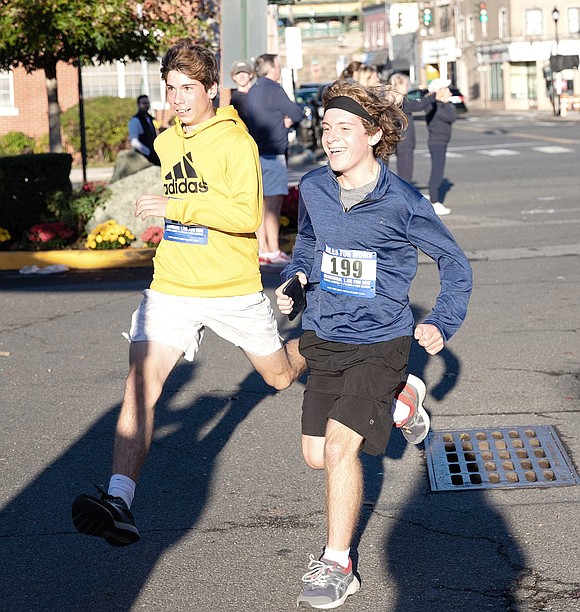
left=230, top=59, right=254, bottom=126
left=425, top=78, right=456, bottom=216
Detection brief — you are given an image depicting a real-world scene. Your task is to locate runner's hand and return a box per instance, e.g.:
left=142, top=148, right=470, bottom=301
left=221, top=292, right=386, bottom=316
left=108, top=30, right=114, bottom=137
left=415, top=323, right=444, bottom=355
left=135, top=194, right=169, bottom=220
left=275, top=272, right=307, bottom=314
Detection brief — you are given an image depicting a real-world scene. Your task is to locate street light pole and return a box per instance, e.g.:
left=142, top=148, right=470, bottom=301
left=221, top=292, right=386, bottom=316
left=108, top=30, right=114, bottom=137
left=552, top=7, right=560, bottom=115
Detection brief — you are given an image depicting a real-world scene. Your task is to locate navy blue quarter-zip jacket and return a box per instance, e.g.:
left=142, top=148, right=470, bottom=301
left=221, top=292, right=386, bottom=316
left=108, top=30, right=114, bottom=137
left=246, top=77, right=304, bottom=155
left=283, top=160, right=472, bottom=344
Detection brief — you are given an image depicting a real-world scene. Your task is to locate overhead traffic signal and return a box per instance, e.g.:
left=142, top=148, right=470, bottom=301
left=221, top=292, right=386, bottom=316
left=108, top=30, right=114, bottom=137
left=422, top=3, right=433, bottom=27
left=479, top=2, right=488, bottom=23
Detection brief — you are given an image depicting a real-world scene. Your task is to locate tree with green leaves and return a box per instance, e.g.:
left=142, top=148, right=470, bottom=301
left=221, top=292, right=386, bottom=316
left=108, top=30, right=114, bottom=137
left=0, top=0, right=219, bottom=152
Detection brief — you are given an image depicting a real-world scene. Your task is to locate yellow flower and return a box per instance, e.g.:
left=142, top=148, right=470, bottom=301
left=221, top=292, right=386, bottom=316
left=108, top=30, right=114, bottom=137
left=86, top=219, right=135, bottom=249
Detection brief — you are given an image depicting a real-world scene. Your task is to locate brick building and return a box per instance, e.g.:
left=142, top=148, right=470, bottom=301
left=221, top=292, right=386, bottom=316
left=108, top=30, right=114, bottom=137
left=1, top=63, right=79, bottom=140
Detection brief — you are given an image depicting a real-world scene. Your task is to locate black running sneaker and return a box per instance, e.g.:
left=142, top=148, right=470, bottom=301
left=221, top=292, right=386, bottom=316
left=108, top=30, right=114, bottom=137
left=72, top=486, right=140, bottom=547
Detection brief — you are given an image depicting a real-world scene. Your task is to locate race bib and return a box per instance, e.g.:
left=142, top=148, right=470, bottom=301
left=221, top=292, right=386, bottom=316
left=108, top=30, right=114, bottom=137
left=320, top=244, right=377, bottom=298
left=163, top=220, right=208, bottom=245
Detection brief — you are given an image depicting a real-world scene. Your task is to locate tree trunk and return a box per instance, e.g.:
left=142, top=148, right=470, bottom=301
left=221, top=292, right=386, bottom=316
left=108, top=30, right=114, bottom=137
left=44, top=55, right=63, bottom=153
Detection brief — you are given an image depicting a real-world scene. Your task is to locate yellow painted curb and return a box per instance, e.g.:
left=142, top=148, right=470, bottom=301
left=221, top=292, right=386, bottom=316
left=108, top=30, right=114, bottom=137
left=0, top=248, right=155, bottom=271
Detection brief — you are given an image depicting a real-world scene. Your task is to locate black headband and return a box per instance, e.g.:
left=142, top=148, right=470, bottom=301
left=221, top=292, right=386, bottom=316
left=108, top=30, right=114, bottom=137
left=324, top=96, right=378, bottom=125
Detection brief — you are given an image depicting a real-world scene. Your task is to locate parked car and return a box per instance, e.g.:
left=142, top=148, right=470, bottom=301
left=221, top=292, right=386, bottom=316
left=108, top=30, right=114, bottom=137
left=407, top=87, right=468, bottom=114
left=293, top=86, right=320, bottom=149
left=291, top=83, right=329, bottom=149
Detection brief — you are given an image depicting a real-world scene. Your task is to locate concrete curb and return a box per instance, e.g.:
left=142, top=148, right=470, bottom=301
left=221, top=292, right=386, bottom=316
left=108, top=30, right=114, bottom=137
left=0, top=248, right=155, bottom=271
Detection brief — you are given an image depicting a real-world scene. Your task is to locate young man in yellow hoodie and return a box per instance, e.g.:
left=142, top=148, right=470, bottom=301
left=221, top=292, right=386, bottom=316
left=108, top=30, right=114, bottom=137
left=72, top=40, right=305, bottom=547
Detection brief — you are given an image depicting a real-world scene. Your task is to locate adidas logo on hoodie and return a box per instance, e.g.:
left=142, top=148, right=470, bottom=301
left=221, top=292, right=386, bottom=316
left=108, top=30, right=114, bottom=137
left=163, top=152, right=209, bottom=196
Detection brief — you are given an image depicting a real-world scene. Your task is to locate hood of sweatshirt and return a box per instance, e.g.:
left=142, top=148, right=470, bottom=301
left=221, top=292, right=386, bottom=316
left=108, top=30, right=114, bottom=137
left=173, top=105, right=245, bottom=139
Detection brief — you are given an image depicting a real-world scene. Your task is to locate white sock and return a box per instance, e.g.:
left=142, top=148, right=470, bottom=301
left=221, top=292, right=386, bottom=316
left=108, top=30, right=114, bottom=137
left=391, top=399, right=411, bottom=424
left=108, top=474, right=136, bottom=509
left=323, top=546, right=350, bottom=568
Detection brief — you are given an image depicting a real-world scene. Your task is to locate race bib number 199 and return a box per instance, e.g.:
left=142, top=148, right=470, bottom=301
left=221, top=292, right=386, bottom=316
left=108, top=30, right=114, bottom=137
left=320, top=244, right=377, bottom=298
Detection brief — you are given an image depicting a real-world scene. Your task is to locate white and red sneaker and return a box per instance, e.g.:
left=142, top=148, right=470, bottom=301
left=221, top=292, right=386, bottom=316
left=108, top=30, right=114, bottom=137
left=393, top=373, right=430, bottom=444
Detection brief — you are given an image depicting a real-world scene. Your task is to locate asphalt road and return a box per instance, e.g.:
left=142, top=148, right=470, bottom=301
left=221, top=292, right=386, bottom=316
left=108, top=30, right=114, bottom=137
left=1, top=111, right=579, bottom=611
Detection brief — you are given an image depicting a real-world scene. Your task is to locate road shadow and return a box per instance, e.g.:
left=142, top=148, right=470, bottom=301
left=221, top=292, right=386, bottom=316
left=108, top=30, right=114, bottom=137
left=0, top=361, right=278, bottom=611
left=385, top=483, right=527, bottom=611
left=351, top=303, right=462, bottom=572
left=0, top=266, right=153, bottom=292
left=439, top=177, right=455, bottom=205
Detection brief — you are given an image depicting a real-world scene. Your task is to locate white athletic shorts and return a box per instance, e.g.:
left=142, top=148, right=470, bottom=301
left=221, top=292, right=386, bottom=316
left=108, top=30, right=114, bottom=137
left=127, top=289, right=284, bottom=361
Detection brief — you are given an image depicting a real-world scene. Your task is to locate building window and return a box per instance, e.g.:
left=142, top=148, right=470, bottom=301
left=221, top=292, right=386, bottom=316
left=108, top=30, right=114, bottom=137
left=525, top=9, right=543, bottom=36
left=568, top=7, right=580, bottom=34
left=377, top=20, right=385, bottom=47
left=490, top=63, right=504, bottom=100
left=0, top=70, right=17, bottom=115
left=499, top=8, right=509, bottom=38
left=80, top=60, right=163, bottom=104
left=457, top=15, right=465, bottom=45
left=81, top=62, right=119, bottom=98
left=467, top=14, right=475, bottom=41
left=440, top=5, right=451, bottom=33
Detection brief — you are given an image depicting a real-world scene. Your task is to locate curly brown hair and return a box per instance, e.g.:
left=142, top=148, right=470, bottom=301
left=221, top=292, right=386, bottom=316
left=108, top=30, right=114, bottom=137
left=322, top=80, right=408, bottom=159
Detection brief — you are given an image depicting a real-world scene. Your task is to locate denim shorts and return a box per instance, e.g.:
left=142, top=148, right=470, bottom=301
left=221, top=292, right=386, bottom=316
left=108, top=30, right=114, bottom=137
left=260, top=154, right=289, bottom=197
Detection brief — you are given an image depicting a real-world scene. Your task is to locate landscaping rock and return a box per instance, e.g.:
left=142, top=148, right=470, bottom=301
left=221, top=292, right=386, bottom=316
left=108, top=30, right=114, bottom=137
left=87, top=165, right=163, bottom=246
left=110, top=149, right=155, bottom=183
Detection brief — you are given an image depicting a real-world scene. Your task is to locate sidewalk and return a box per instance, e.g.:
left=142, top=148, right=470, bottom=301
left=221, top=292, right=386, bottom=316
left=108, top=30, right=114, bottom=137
left=70, top=166, right=114, bottom=188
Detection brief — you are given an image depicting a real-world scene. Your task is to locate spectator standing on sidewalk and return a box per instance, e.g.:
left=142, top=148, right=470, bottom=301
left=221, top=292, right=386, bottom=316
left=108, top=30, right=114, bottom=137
left=425, top=78, right=456, bottom=216
left=71, top=40, right=306, bottom=548
left=356, top=65, right=381, bottom=87
left=229, top=58, right=254, bottom=126
left=388, top=73, right=435, bottom=183
left=340, top=60, right=363, bottom=82
left=275, top=80, right=472, bottom=609
left=246, top=53, right=304, bottom=267
left=128, top=95, right=160, bottom=166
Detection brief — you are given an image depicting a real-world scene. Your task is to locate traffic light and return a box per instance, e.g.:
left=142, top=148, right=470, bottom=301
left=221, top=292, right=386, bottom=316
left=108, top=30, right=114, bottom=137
left=479, top=2, right=488, bottom=23
left=422, top=2, right=433, bottom=27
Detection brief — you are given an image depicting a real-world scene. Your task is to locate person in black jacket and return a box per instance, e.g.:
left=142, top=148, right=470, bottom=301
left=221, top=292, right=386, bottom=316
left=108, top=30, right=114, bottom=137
left=425, top=78, right=456, bottom=216
left=229, top=59, right=254, bottom=126
left=128, top=95, right=160, bottom=166
left=388, top=73, right=435, bottom=183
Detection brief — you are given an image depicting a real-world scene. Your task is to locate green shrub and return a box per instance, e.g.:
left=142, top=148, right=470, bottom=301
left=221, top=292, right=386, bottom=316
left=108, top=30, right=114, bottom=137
left=0, top=131, right=37, bottom=157
left=47, top=182, right=111, bottom=236
left=61, top=96, right=136, bottom=164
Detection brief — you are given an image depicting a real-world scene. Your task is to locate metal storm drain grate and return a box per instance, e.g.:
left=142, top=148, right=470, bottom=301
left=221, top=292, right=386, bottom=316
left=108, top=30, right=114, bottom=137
left=424, top=425, right=580, bottom=491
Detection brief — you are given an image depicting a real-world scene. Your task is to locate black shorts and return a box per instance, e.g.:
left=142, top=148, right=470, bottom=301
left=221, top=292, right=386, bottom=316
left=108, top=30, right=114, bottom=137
left=299, top=331, right=412, bottom=456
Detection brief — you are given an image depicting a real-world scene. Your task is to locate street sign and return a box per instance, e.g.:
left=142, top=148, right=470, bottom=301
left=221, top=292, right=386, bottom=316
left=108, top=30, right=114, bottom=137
left=285, top=27, right=303, bottom=70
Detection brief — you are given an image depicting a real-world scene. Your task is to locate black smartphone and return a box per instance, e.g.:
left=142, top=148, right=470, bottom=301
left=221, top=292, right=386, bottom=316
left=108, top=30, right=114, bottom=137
left=282, top=275, right=306, bottom=321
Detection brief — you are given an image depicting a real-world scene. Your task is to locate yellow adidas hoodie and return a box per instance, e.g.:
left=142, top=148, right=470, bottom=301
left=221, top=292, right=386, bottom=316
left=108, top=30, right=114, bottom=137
left=150, top=105, right=263, bottom=297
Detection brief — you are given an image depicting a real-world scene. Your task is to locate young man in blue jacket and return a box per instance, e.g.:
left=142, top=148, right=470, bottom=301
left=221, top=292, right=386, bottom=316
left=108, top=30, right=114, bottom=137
left=276, top=80, right=473, bottom=609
